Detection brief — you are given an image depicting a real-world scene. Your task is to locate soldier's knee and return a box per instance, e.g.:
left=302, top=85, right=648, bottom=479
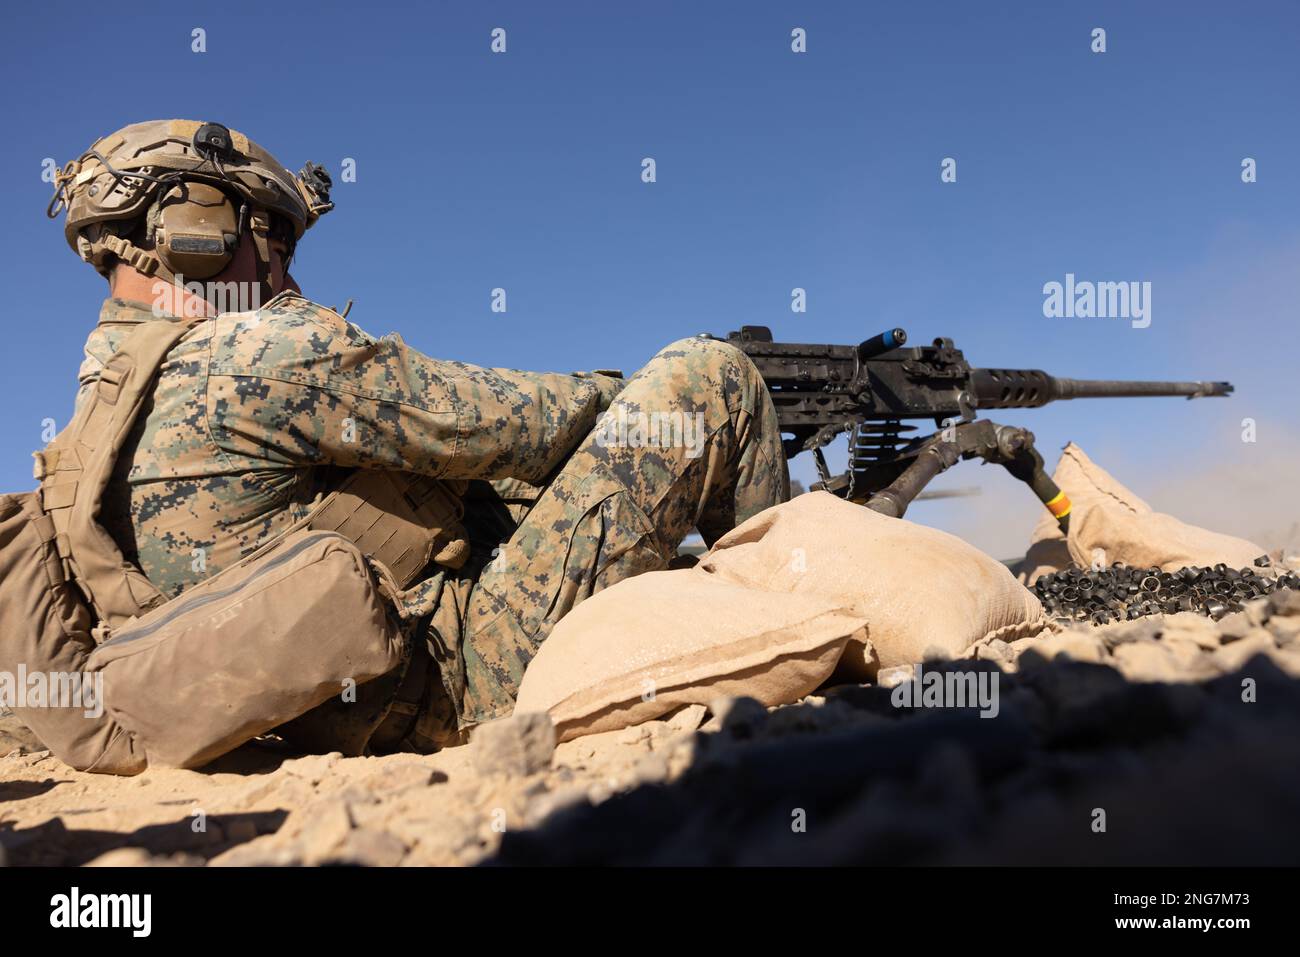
left=656, top=336, right=762, bottom=390
left=627, top=336, right=768, bottom=424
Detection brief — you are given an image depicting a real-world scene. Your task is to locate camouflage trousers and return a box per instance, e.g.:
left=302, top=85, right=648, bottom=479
left=431, top=335, right=788, bottom=735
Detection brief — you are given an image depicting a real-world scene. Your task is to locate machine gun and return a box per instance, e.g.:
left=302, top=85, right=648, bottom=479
left=714, top=326, right=1232, bottom=532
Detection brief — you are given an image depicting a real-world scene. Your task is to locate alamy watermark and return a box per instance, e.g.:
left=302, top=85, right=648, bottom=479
left=890, top=663, right=1000, bottom=718
left=50, top=887, right=151, bottom=937
left=1042, top=273, right=1151, bottom=329
left=594, top=407, right=707, bottom=459
left=151, top=275, right=261, bottom=318
left=0, top=666, right=103, bottom=718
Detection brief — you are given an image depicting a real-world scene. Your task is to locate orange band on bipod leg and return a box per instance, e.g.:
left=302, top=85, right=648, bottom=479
left=1045, top=491, right=1072, bottom=519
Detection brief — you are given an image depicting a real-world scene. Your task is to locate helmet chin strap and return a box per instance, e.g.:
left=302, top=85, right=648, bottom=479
left=93, top=231, right=165, bottom=280
left=246, top=209, right=277, bottom=305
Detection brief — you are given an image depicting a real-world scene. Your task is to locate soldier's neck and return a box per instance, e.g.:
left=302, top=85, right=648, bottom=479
left=108, top=265, right=220, bottom=319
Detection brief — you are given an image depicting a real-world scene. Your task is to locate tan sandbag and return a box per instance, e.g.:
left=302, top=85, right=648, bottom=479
left=87, top=529, right=405, bottom=769
left=1018, top=443, right=1264, bottom=575
left=514, top=570, right=867, bottom=743
left=518, top=492, right=1048, bottom=743
left=1068, top=507, right=1266, bottom=573
left=1054, top=442, right=1154, bottom=516
left=1015, top=443, right=1154, bottom=584
left=698, top=492, right=1048, bottom=670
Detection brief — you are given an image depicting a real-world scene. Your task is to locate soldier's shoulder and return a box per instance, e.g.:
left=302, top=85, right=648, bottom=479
left=210, top=292, right=378, bottom=361
left=251, top=291, right=350, bottom=327
left=215, top=291, right=363, bottom=339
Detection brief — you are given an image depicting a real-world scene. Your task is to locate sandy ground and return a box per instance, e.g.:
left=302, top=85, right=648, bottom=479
left=3, top=590, right=1300, bottom=866
left=0, top=702, right=714, bottom=866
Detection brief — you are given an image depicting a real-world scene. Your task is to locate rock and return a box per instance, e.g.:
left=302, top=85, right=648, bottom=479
left=1211, top=631, right=1278, bottom=674
left=764, top=698, right=862, bottom=736
left=330, top=828, right=407, bottom=866
left=0, top=709, right=43, bottom=757
left=616, top=724, right=653, bottom=746
left=9, top=750, right=52, bottom=767
left=585, top=779, right=617, bottom=805
left=975, top=639, right=1012, bottom=664
left=660, top=733, right=701, bottom=780
left=1266, top=616, right=1300, bottom=645
left=630, top=752, right=671, bottom=786
left=291, top=797, right=355, bottom=861
left=1022, top=632, right=1108, bottom=665
left=876, top=665, right=915, bottom=688
left=358, top=761, right=437, bottom=795
left=702, top=695, right=769, bottom=736
left=1112, top=642, right=1187, bottom=683
left=210, top=840, right=302, bottom=867
left=1270, top=589, right=1300, bottom=617
left=1161, top=638, right=1211, bottom=669
left=471, top=712, right=556, bottom=777
left=231, top=774, right=315, bottom=813
left=1015, top=655, right=1128, bottom=715
left=1098, top=616, right=1163, bottom=647
left=665, top=703, right=709, bottom=734
left=524, top=785, right=590, bottom=828
left=1017, top=646, right=1066, bottom=674
left=85, top=848, right=204, bottom=867
left=1216, top=612, right=1254, bottom=643
left=1266, top=648, right=1300, bottom=678
left=1162, top=613, right=1222, bottom=650
left=281, top=752, right=342, bottom=786
left=568, top=740, right=599, bottom=762
left=329, top=783, right=383, bottom=808
left=219, top=818, right=260, bottom=844
left=1006, top=635, right=1045, bottom=660
left=1244, top=598, right=1272, bottom=627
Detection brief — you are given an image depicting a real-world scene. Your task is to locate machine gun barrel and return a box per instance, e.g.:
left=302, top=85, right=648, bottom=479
left=969, top=369, right=1234, bottom=410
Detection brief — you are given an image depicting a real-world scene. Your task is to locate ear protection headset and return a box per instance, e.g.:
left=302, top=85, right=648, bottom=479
left=152, top=180, right=241, bottom=280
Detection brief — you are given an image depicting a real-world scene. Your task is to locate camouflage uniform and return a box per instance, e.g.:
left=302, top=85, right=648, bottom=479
left=84, top=291, right=788, bottom=748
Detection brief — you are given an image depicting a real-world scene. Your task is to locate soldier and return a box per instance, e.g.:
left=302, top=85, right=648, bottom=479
left=43, top=120, right=788, bottom=756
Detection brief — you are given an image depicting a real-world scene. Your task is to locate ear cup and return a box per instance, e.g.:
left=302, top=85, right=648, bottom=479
left=154, top=183, right=239, bottom=280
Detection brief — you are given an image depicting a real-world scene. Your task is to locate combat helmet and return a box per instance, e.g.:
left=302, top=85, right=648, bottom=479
left=47, top=119, right=333, bottom=291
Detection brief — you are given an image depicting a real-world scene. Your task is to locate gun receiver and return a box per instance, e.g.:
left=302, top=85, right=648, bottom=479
left=717, top=325, right=1233, bottom=531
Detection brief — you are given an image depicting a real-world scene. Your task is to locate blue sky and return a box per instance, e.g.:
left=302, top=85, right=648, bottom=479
left=2, top=0, right=1296, bottom=556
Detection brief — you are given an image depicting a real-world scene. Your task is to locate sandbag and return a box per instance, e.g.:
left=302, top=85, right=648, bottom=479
left=1017, top=443, right=1264, bottom=579
left=516, top=492, right=1048, bottom=742
left=0, top=492, right=145, bottom=773
left=514, top=570, right=868, bottom=743
left=87, top=529, right=405, bottom=769
left=697, top=492, right=1049, bottom=670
